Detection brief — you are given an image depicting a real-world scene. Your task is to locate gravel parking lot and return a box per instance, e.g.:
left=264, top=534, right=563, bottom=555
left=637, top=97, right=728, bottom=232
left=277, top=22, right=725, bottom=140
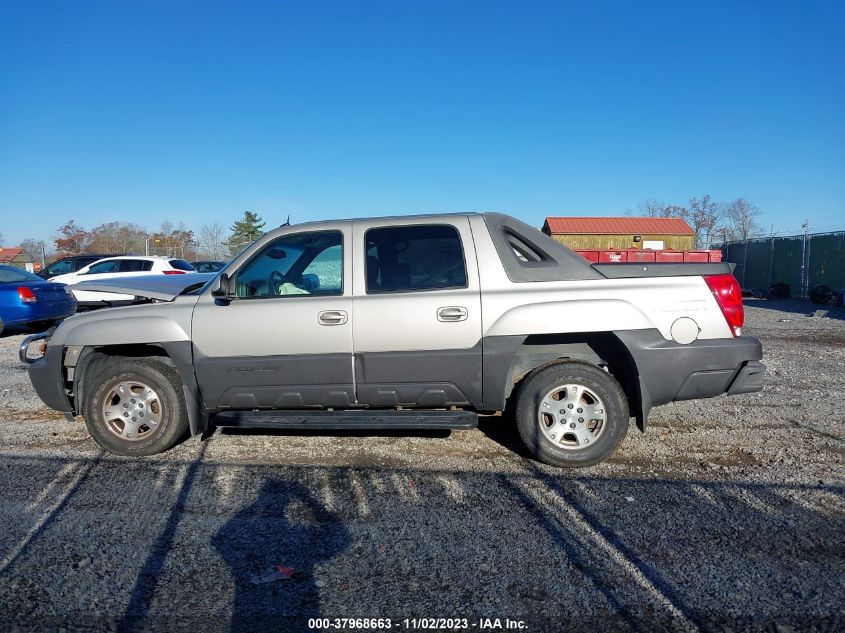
left=0, top=300, right=843, bottom=632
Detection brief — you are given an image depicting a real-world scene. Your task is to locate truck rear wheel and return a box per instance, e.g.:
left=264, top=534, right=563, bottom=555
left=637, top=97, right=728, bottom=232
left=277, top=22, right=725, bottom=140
left=83, top=357, right=189, bottom=456
left=513, top=361, right=629, bottom=467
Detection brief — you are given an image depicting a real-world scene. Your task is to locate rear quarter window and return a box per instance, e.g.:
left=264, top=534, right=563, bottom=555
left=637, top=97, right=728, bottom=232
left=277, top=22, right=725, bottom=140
left=482, top=213, right=603, bottom=283
left=169, top=259, right=195, bottom=271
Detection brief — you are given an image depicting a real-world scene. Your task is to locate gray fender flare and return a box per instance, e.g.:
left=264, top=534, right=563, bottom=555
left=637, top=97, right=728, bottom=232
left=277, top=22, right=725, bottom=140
left=73, top=342, right=209, bottom=437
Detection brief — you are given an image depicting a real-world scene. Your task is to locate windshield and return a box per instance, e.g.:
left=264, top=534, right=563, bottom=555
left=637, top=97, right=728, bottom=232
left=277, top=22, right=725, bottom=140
left=0, top=266, right=42, bottom=283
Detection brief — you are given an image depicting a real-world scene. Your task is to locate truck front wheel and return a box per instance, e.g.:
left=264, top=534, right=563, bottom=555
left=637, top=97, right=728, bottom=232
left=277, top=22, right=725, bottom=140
left=513, top=361, right=629, bottom=467
left=83, top=357, right=189, bottom=456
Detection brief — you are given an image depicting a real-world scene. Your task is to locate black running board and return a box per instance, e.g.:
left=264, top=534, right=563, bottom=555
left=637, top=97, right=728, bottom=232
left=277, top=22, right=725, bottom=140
left=212, top=409, right=478, bottom=430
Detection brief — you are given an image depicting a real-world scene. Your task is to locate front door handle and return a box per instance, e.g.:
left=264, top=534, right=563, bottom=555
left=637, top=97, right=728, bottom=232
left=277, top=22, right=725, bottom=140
left=318, top=310, right=348, bottom=326
left=437, top=306, right=468, bottom=322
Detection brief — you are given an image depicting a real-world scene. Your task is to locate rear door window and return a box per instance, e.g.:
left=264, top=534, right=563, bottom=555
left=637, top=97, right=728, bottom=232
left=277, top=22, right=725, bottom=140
left=85, top=260, right=120, bottom=274
left=365, top=224, right=467, bottom=293
left=77, top=257, right=102, bottom=270
left=119, top=260, right=154, bottom=272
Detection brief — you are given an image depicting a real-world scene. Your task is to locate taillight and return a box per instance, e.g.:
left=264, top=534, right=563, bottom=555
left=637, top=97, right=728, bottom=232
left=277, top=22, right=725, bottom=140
left=18, top=287, right=37, bottom=303
left=163, top=270, right=186, bottom=275
left=704, top=274, right=744, bottom=336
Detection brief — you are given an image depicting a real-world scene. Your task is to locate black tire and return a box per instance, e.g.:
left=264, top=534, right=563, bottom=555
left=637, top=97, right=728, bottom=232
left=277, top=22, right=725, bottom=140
left=83, top=357, right=189, bottom=456
left=513, top=360, right=629, bottom=467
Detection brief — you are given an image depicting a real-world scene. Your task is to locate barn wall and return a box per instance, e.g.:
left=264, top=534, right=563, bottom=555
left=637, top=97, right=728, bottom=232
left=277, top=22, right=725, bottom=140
left=549, top=233, right=695, bottom=251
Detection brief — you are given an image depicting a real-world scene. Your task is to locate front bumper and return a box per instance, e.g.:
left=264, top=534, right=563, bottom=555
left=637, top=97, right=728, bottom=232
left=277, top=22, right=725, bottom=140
left=24, top=343, right=73, bottom=414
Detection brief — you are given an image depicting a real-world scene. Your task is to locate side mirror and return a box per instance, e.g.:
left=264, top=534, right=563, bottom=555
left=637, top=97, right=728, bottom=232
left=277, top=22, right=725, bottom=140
left=210, top=273, right=231, bottom=298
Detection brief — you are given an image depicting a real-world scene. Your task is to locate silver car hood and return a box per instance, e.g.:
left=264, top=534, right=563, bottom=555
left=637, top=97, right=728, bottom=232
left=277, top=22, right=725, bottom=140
left=69, top=273, right=215, bottom=301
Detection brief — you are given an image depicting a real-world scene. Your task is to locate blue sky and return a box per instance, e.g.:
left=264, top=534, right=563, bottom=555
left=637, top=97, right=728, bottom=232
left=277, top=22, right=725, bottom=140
left=1, top=0, right=843, bottom=246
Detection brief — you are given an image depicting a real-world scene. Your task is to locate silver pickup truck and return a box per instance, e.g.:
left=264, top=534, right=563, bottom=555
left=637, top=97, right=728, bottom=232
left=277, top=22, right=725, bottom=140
left=21, top=213, right=764, bottom=467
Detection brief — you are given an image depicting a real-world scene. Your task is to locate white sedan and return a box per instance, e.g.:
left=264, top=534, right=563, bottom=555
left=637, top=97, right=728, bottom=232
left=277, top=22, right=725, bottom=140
left=49, top=256, right=197, bottom=306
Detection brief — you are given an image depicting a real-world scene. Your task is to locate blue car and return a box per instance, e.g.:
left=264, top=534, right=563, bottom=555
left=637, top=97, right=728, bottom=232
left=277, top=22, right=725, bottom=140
left=0, top=265, right=77, bottom=335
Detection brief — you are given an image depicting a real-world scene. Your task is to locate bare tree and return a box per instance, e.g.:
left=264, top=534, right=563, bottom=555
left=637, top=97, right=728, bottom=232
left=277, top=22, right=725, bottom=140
left=629, top=199, right=689, bottom=220
left=0, top=231, right=4, bottom=246
left=198, top=222, right=229, bottom=260
left=634, top=199, right=668, bottom=217
left=148, top=221, right=195, bottom=258
left=88, top=222, right=146, bottom=254
left=687, top=195, right=721, bottom=248
left=18, top=239, right=45, bottom=264
left=725, top=198, right=762, bottom=241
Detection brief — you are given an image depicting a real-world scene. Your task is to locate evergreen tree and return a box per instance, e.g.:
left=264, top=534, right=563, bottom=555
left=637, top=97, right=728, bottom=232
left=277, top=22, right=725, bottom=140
left=229, top=211, right=266, bottom=254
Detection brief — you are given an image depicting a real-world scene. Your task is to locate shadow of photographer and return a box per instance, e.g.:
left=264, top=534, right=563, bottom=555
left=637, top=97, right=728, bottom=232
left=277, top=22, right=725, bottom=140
left=213, top=477, right=349, bottom=632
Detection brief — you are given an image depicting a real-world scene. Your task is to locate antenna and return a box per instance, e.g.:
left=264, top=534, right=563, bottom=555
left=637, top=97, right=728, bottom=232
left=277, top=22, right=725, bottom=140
left=281, top=214, right=290, bottom=227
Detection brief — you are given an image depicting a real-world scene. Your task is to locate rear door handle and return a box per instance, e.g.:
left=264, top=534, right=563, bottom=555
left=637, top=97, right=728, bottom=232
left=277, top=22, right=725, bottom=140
left=437, top=306, right=468, bottom=322
left=318, top=310, right=348, bottom=326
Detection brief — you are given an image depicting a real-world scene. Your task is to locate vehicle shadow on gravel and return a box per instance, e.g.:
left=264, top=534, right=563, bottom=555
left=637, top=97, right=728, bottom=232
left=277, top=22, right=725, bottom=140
left=212, top=478, right=349, bottom=632
left=0, top=326, right=28, bottom=339
left=476, top=414, right=534, bottom=459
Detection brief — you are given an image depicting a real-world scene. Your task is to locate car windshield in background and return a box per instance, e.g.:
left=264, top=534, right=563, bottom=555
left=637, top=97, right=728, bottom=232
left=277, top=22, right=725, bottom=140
left=0, top=266, right=42, bottom=283
left=191, top=261, right=225, bottom=273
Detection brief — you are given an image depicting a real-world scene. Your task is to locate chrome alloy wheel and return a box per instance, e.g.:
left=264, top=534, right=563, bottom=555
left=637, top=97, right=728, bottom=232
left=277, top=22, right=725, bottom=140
left=537, top=383, right=607, bottom=450
left=101, top=380, right=164, bottom=441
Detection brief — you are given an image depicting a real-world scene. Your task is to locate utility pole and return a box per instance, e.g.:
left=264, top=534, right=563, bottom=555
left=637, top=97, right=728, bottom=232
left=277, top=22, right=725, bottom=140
left=767, top=226, right=775, bottom=289
left=800, top=220, right=809, bottom=298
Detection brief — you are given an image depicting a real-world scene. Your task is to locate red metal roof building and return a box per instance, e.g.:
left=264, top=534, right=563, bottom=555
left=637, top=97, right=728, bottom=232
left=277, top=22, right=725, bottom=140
left=0, top=247, right=27, bottom=265
left=542, top=216, right=695, bottom=251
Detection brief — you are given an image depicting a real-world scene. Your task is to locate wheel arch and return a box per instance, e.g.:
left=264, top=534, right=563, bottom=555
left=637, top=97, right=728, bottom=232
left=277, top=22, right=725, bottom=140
left=484, top=331, right=646, bottom=431
left=72, top=342, right=208, bottom=437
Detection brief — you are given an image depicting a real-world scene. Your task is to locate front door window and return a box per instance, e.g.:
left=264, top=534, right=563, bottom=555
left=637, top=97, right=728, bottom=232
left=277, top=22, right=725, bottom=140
left=234, top=231, right=343, bottom=298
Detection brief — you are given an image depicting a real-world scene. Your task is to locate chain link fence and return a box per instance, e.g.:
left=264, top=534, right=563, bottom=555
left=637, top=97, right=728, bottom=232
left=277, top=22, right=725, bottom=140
left=720, top=231, right=845, bottom=298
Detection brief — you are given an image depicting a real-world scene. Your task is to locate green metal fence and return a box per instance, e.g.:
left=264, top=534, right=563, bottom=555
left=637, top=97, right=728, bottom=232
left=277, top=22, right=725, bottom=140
left=721, top=231, right=845, bottom=297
